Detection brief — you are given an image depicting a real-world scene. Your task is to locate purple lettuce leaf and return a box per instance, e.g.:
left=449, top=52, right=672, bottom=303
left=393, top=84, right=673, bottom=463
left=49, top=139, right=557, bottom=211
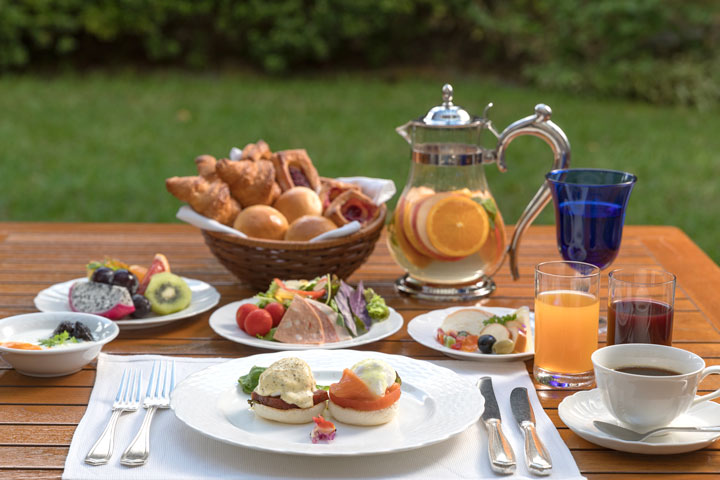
left=334, top=285, right=357, bottom=337
left=349, top=280, right=372, bottom=329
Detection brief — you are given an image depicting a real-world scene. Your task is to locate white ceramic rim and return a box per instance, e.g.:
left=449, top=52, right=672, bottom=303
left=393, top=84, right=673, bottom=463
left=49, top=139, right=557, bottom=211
left=0, top=312, right=119, bottom=354
left=591, top=343, right=705, bottom=379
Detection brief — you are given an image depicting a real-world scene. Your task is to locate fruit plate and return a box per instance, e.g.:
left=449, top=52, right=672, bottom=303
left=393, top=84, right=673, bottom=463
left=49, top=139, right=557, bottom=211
left=33, top=278, right=220, bottom=330
left=407, top=306, right=534, bottom=362
left=209, top=299, right=403, bottom=350
left=171, top=349, right=484, bottom=456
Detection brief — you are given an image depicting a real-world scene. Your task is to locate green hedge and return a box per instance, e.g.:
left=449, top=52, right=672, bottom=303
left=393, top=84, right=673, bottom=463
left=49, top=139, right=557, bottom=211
left=2, top=0, right=719, bottom=106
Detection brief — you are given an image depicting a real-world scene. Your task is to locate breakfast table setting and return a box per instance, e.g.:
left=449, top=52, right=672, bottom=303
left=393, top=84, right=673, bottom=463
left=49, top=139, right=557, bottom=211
left=2, top=222, right=720, bottom=479
left=2, top=85, right=720, bottom=480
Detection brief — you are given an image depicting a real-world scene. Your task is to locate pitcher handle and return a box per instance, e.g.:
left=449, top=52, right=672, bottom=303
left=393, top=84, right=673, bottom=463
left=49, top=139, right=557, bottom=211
left=494, top=104, right=571, bottom=280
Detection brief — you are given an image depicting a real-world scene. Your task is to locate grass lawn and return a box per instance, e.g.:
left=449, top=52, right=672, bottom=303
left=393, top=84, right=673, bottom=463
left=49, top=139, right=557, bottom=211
left=0, top=70, right=718, bottom=264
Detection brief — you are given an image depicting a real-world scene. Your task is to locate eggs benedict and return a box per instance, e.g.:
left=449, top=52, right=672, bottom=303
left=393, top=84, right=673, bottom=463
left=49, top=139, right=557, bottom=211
left=250, top=357, right=328, bottom=424
left=328, top=358, right=401, bottom=426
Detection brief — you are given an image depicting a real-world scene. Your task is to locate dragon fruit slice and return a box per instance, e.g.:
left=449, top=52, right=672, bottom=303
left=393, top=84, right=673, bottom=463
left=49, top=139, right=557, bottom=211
left=69, top=281, right=135, bottom=320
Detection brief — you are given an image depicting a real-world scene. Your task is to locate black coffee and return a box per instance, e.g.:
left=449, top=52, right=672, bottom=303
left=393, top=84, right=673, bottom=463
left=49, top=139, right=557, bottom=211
left=615, top=366, right=681, bottom=376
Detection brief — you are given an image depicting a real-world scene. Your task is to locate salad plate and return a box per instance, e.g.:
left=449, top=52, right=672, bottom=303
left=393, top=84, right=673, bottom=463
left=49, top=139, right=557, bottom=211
left=171, top=349, right=484, bottom=456
left=407, top=306, right=535, bottom=362
left=558, top=388, right=720, bottom=454
left=33, top=277, right=220, bottom=330
left=209, top=299, right=403, bottom=350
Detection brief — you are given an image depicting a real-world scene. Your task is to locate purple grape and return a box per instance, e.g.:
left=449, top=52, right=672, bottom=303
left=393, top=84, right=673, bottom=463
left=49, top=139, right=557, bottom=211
left=72, top=321, right=94, bottom=341
left=112, top=269, right=139, bottom=294
left=131, top=294, right=152, bottom=318
left=91, top=267, right=114, bottom=285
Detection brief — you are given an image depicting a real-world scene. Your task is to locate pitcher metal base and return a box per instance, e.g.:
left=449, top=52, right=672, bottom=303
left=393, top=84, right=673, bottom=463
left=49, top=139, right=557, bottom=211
left=395, top=274, right=496, bottom=301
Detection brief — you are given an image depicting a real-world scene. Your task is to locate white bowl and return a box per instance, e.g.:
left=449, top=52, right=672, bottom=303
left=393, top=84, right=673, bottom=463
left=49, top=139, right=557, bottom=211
left=0, top=312, right=119, bottom=377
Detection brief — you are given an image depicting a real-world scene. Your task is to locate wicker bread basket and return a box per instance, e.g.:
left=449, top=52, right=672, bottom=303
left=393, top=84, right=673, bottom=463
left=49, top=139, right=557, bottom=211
left=202, top=205, right=387, bottom=290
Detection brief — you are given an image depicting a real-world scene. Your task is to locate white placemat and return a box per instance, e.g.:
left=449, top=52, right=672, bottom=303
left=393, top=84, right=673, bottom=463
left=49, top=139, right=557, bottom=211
left=62, top=354, right=584, bottom=480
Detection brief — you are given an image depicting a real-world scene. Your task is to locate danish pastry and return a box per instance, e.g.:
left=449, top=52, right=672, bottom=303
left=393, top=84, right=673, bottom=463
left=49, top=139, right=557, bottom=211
left=165, top=176, right=241, bottom=226
left=217, top=158, right=281, bottom=207
left=317, top=177, right=361, bottom=210
left=272, top=149, right=320, bottom=192
left=324, top=189, right=379, bottom=227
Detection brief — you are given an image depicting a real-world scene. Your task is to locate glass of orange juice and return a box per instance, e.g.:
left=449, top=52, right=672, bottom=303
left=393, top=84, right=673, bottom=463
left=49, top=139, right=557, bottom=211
left=534, top=261, right=600, bottom=388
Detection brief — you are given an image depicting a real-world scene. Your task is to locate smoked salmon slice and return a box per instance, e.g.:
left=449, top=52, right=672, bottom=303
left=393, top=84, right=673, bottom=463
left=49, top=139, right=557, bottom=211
left=329, top=368, right=402, bottom=411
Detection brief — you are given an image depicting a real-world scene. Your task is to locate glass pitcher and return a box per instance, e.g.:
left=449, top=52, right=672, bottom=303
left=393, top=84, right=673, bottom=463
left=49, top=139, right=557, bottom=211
left=388, top=84, right=571, bottom=300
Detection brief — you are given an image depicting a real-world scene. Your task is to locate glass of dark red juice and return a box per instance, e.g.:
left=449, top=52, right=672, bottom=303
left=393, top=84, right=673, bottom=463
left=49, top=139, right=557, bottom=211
left=607, top=268, right=676, bottom=346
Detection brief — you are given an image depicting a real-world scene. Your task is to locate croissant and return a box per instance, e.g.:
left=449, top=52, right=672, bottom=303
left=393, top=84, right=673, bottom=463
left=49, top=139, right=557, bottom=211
left=271, top=149, right=320, bottom=192
left=241, top=140, right=272, bottom=161
left=216, top=158, right=281, bottom=206
left=318, top=177, right=361, bottom=210
left=166, top=176, right=241, bottom=226
left=194, top=154, right=218, bottom=181
left=323, top=189, right=379, bottom=227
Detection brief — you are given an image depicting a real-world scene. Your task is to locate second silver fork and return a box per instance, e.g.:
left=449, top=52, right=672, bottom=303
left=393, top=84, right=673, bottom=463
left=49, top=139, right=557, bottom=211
left=120, top=360, right=175, bottom=466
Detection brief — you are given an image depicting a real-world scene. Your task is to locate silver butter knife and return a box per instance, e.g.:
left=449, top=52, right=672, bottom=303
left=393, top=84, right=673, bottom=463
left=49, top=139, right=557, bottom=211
left=479, top=377, right=516, bottom=474
left=510, top=387, right=552, bottom=476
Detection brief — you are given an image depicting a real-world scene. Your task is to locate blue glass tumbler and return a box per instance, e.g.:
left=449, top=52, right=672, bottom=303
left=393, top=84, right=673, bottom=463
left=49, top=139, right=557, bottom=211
left=546, top=169, right=637, bottom=270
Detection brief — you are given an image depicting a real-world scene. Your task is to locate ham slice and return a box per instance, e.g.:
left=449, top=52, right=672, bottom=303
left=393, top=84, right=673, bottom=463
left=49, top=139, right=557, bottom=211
left=273, top=296, right=352, bottom=344
left=307, top=298, right=352, bottom=342
left=274, top=296, right=325, bottom=344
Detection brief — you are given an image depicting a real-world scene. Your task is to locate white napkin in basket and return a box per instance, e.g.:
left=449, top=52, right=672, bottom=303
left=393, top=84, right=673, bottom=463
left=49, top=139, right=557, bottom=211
left=62, top=354, right=585, bottom=480
left=176, top=205, right=248, bottom=237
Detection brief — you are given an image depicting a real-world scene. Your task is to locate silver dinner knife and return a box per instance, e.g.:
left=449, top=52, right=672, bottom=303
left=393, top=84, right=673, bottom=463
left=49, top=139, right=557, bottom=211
left=510, top=387, right=552, bottom=476
left=479, top=376, right=516, bottom=474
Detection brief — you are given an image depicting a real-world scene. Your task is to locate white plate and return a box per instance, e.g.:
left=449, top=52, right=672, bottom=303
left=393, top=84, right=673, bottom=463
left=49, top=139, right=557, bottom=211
left=209, top=299, right=403, bottom=350
left=33, top=278, right=220, bottom=330
left=171, top=349, right=483, bottom=456
left=558, top=388, right=720, bottom=454
left=407, top=306, right=534, bottom=362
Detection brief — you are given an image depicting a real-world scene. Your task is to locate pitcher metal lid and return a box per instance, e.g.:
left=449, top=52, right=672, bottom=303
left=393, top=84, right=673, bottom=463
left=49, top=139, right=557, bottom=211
left=422, top=84, right=473, bottom=126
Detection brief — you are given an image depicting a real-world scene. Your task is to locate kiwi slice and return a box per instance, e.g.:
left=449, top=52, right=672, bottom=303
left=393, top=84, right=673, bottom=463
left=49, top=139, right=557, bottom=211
left=144, top=272, right=192, bottom=315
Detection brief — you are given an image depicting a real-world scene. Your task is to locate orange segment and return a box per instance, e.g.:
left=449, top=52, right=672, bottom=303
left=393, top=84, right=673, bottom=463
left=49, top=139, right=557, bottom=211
left=426, top=195, right=489, bottom=257
left=1, top=342, right=42, bottom=350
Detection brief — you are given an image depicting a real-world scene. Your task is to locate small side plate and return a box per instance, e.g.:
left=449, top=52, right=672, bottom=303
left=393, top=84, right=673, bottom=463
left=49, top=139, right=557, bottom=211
left=407, top=306, right=534, bottom=362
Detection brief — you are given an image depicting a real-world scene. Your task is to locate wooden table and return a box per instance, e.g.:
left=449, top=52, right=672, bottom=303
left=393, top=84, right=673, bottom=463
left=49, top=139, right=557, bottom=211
left=1, top=222, right=719, bottom=479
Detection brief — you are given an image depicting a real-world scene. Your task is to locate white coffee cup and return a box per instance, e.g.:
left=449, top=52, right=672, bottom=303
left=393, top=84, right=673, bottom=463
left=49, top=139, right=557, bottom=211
left=592, top=343, right=720, bottom=431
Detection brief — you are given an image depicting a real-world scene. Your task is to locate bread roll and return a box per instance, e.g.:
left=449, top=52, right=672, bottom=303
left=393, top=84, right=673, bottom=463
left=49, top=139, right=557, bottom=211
left=285, top=216, right=337, bottom=241
left=252, top=401, right=326, bottom=424
left=327, top=400, right=399, bottom=426
left=233, top=205, right=288, bottom=240
left=273, top=187, right=323, bottom=224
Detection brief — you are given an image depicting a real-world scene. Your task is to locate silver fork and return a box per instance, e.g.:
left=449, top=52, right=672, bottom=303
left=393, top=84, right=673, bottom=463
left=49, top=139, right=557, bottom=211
left=85, top=368, right=142, bottom=465
left=120, top=360, right=175, bottom=466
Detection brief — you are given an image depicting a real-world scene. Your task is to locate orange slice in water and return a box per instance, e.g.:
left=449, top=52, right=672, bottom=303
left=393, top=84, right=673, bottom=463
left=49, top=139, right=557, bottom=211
left=426, top=195, right=489, bottom=257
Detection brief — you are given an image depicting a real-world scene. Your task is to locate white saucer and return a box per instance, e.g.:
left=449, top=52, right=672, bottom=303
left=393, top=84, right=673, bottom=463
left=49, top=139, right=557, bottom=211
left=558, top=388, right=720, bottom=454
